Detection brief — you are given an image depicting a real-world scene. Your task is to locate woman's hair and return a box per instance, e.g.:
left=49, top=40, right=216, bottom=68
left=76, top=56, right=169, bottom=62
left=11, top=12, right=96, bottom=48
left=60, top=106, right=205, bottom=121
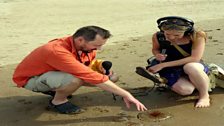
left=73, top=26, right=111, bottom=42
left=160, top=19, right=191, bottom=32
left=160, top=19, right=207, bottom=46
left=161, top=24, right=189, bottom=32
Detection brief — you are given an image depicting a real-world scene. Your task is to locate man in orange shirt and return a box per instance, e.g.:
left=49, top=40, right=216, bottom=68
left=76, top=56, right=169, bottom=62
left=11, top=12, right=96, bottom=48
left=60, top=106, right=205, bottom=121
left=13, top=26, right=147, bottom=114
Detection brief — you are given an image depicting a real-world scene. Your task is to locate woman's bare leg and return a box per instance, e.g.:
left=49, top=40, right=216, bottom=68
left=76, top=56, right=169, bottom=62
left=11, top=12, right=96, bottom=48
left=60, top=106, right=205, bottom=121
left=172, top=77, right=195, bottom=96
left=183, top=62, right=210, bottom=108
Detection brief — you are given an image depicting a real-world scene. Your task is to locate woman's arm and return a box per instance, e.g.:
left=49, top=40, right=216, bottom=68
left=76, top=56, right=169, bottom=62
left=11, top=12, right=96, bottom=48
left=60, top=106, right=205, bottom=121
left=152, top=33, right=167, bottom=61
left=152, top=33, right=161, bottom=55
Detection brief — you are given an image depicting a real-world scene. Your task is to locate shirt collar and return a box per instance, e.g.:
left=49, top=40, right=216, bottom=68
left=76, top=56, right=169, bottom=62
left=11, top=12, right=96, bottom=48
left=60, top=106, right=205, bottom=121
left=70, top=36, right=77, bottom=54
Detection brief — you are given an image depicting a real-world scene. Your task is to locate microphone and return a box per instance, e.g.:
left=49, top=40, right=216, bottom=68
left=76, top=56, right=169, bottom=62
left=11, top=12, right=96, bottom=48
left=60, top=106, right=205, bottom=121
left=161, top=49, right=166, bottom=55
left=102, top=61, right=118, bottom=101
left=102, top=61, right=112, bottom=75
left=160, top=49, right=167, bottom=63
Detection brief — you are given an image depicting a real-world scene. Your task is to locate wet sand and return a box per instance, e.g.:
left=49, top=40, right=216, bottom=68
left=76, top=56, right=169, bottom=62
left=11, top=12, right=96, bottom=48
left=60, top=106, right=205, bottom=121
left=1, top=0, right=224, bottom=126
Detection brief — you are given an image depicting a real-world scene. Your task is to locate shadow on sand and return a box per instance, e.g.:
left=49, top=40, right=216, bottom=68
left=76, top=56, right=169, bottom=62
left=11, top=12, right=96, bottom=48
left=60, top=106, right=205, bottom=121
left=0, top=86, right=224, bottom=126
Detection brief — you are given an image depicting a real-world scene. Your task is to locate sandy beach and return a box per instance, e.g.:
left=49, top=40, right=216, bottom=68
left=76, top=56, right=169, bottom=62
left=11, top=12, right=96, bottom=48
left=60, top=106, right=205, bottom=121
left=1, top=0, right=224, bottom=126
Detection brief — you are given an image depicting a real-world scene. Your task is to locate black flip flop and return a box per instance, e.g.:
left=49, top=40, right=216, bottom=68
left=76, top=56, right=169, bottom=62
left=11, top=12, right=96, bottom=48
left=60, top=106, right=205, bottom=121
left=135, top=67, right=162, bottom=83
left=47, top=100, right=84, bottom=114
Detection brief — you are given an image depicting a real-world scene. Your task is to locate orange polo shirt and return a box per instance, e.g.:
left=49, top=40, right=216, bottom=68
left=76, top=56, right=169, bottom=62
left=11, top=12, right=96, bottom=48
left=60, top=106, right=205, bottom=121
left=12, top=36, right=109, bottom=87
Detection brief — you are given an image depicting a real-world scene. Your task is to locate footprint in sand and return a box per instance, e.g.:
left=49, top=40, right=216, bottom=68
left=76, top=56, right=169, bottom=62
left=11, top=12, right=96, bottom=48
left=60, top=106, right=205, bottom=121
left=208, top=36, right=213, bottom=40
left=17, top=99, right=26, bottom=103
left=17, top=99, right=32, bottom=105
left=112, top=112, right=140, bottom=123
left=23, top=101, right=32, bottom=105
left=130, top=51, right=137, bottom=54
left=125, top=121, right=144, bottom=126
left=138, top=53, right=148, bottom=57
left=118, top=47, right=126, bottom=51
left=122, top=43, right=130, bottom=47
left=137, top=110, right=172, bottom=122
left=112, top=116, right=129, bottom=122
left=205, top=30, right=213, bottom=32
left=132, top=38, right=139, bottom=41
left=216, top=53, right=223, bottom=55
left=112, top=112, right=133, bottom=122
left=81, top=96, right=92, bottom=101
left=92, top=107, right=109, bottom=113
left=113, top=56, right=119, bottom=59
left=119, top=82, right=127, bottom=85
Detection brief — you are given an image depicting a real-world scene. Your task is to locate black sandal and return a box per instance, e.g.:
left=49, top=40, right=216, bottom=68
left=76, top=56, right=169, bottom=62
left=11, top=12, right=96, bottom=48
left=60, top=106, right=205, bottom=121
left=135, top=67, right=163, bottom=83
left=47, top=100, right=83, bottom=114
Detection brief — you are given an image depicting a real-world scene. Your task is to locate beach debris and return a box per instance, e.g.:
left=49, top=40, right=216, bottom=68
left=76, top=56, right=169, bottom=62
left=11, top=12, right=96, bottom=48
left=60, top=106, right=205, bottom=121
left=208, top=63, right=224, bottom=91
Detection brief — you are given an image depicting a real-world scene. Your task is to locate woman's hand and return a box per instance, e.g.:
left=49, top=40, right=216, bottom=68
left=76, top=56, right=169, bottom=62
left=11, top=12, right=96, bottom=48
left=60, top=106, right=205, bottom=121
left=148, top=63, right=164, bottom=73
left=155, top=53, right=167, bottom=62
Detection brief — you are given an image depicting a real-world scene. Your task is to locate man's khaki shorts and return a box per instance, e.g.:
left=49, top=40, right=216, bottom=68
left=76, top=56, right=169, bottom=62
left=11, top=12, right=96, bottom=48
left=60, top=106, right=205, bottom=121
left=24, top=71, right=75, bottom=92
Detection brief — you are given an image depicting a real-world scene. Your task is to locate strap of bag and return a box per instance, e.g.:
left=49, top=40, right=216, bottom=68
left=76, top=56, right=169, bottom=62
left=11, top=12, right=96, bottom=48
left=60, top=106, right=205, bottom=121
left=171, top=43, right=190, bottom=57
left=156, top=32, right=190, bottom=57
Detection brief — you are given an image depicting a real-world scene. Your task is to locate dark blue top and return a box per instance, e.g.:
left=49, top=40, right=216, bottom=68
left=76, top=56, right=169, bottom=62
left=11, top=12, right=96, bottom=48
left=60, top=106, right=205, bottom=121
left=156, top=32, right=192, bottom=62
left=164, top=42, right=192, bottom=62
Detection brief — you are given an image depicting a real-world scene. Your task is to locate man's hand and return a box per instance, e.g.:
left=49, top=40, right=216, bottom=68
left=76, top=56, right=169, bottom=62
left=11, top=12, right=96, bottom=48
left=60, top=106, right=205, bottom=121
left=96, top=80, right=147, bottom=111
left=123, top=95, right=148, bottom=111
left=108, top=71, right=119, bottom=83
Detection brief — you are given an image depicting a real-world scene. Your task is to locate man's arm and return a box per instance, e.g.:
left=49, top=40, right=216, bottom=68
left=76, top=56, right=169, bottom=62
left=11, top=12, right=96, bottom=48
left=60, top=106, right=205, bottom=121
left=47, top=48, right=109, bottom=84
left=96, top=80, right=147, bottom=111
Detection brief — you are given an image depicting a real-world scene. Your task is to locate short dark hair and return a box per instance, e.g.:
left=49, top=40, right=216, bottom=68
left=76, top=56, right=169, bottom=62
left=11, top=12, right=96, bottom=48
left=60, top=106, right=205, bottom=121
left=73, top=26, right=111, bottom=42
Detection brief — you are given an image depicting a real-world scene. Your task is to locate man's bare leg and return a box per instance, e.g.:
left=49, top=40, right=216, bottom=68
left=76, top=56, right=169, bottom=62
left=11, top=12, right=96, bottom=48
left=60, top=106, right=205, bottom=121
left=52, top=78, right=84, bottom=105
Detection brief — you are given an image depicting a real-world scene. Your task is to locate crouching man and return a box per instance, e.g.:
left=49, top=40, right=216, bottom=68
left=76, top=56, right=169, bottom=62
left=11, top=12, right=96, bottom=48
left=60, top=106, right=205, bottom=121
left=12, top=26, right=147, bottom=114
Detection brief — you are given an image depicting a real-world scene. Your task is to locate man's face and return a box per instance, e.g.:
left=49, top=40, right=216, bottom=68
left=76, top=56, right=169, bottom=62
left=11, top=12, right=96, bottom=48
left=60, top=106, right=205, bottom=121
left=79, top=35, right=107, bottom=52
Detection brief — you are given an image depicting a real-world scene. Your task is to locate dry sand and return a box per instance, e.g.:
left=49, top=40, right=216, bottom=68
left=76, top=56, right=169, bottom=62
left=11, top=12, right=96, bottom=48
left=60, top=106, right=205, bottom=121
left=1, top=0, right=224, bottom=126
